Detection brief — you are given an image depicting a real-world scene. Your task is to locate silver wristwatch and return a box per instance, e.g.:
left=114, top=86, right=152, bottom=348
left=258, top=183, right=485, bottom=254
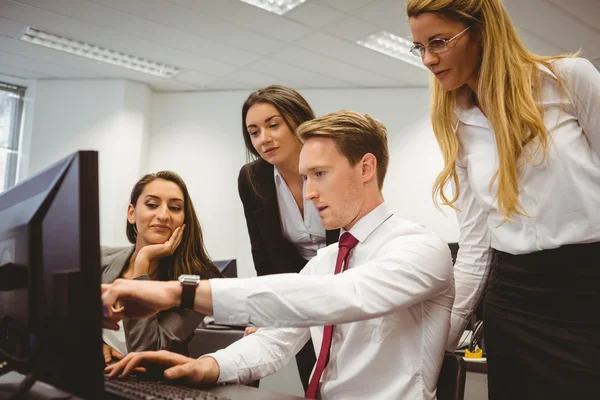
left=178, top=274, right=201, bottom=309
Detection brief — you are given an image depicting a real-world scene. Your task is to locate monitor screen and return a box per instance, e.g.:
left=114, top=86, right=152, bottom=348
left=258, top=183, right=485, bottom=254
left=213, top=259, right=237, bottom=278
left=0, top=151, right=104, bottom=398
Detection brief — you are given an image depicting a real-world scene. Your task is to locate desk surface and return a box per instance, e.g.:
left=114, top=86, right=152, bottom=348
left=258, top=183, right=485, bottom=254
left=207, top=384, right=305, bottom=399
left=0, top=371, right=305, bottom=400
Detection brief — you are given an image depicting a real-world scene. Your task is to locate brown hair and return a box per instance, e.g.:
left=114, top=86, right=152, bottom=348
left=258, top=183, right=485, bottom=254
left=241, top=85, right=316, bottom=160
left=127, top=171, right=222, bottom=280
left=406, top=0, right=574, bottom=220
left=297, top=110, right=389, bottom=189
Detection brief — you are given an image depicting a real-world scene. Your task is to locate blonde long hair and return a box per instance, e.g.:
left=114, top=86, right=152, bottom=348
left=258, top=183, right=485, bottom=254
left=406, top=0, right=573, bottom=220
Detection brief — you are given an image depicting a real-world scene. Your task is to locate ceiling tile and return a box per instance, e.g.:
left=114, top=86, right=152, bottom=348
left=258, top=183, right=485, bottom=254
left=295, top=33, right=428, bottom=85
left=0, top=51, right=100, bottom=78
left=86, top=1, right=259, bottom=66
left=286, top=2, right=346, bottom=29
left=271, top=46, right=400, bottom=87
left=0, top=35, right=196, bottom=90
left=10, top=0, right=242, bottom=74
left=0, top=16, right=27, bottom=38
left=166, top=0, right=312, bottom=43
left=92, top=0, right=287, bottom=56
left=174, top=70, right=218, bottom=87
left=318, top=0, right=379, bottom=13
left=324, top=15, right=378, bottom=42
left=245, top=59, right=350, bottom=88
left=227, top=68, right=306, bottom=89
left=351, top=0, right=410, bottom=38
left=0, top=0, right=597, bottom=92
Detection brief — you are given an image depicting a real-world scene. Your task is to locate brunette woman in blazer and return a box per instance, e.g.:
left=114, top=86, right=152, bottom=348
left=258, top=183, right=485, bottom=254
left=238, top=85, right=339, bottom=390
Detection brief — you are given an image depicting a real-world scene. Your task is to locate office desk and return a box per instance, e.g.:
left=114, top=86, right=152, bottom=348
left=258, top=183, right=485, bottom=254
left=208, top=384, right=304, bottom=399
left=464, top=358, right=487, bottom=374
left=454, top=350, right=487, bottom=374
left=0, top=371, right=305, bottom=400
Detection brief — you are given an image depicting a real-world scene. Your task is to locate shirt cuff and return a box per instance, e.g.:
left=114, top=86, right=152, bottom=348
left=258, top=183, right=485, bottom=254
left=446, top=313, right=468, bottom=352
left=209, top=278, right=253, bottom=326
left=200, top=351, right=239, bottom=384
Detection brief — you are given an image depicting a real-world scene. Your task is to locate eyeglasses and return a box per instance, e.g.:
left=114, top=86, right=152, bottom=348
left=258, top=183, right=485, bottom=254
left=410, top=26, right=471, bottom=58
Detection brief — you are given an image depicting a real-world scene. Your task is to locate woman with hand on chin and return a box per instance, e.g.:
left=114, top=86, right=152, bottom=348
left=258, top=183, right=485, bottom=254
left=237, top=85, right=340, bottom=390
left=101, top=171, right=222, bottom=364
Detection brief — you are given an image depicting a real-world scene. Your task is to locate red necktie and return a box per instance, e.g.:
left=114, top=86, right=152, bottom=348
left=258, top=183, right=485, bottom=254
left=305, top=232, right=359, bottom=399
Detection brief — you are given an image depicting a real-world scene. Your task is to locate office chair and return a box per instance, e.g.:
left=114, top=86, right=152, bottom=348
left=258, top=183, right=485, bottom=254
left=436, top=353, right=467, bottom=400
left=188, top=325, right=260, bottom=388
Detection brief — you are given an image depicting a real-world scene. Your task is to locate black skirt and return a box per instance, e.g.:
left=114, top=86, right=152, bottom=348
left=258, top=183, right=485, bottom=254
left=483, top=242, right=600, bottom=400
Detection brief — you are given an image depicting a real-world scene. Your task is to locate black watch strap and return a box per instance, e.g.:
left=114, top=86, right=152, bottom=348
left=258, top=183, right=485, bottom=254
left=178, top=275, right=200, bottom=309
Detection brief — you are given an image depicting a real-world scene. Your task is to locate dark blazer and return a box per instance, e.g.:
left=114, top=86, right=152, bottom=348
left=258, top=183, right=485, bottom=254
left=238, top=159, right=340, bottom=276
left=101, top=246, right=204, bottom=356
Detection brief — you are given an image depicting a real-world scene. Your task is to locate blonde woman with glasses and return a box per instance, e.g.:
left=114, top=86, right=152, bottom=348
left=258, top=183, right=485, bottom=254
left=406, top=0, right=600, bottom=398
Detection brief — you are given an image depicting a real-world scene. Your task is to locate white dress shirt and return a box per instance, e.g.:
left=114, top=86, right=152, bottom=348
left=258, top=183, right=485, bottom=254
left=207, top=202, right=454, bottom=400
left=102, top=321, right=128, bottom=356
left=447, top=57, right=600, bottom=349
left=274, top=166, right=326, bottom=260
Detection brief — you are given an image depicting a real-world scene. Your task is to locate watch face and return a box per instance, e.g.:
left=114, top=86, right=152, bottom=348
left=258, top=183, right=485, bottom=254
left=179, top=274, right=201, bottom=284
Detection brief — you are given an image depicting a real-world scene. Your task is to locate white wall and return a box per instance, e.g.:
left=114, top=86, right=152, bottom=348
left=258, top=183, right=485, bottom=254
left=149, top=88, right=459, bottom=280
left=27, top=79, right=152, bottom=246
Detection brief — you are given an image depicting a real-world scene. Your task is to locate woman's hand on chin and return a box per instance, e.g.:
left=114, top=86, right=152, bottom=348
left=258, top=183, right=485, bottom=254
left=132, top=224, right=185, bottom=277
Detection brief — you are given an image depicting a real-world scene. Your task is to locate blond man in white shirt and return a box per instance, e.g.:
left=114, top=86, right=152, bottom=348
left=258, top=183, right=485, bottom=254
left=103, top=110, right=454, bottom=400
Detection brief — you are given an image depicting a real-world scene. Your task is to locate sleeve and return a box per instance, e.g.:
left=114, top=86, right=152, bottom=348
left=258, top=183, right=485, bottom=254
left=210, top=232, right=453, bottom=328
left=237, top=167, right=275, bottom=277
left=445, top=163, right=492, bottom=351
left=123, top=275, right=205, bottom=356
left=204, top=327, right=311, bottom=385
left=563, top=57, right=600, bottom=157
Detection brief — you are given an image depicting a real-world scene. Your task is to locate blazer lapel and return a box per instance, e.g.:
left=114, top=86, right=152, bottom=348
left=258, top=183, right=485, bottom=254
left=101, top=246, right=134, bottom=284
left=252, top=173, right=288, bottom=262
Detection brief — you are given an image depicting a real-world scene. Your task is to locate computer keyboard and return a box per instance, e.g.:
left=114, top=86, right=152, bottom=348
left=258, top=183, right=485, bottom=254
left=104, top=376, right=230, bottom=400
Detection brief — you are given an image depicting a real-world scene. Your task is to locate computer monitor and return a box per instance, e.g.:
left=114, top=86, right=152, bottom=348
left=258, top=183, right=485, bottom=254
left=213, top=259, right=237, bottom=278
left=0, top=151, right=104, bottom=398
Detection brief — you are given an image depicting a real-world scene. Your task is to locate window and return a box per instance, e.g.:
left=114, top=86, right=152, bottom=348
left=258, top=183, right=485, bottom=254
left=0, top=82, right=26, bottom=192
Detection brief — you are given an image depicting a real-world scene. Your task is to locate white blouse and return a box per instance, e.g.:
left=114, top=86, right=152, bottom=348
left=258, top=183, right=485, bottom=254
left=447, top=57, right=600, bottom=349
left=102, top=321, right=128, bottom=356
left=274, top=166, right=326, bottom=260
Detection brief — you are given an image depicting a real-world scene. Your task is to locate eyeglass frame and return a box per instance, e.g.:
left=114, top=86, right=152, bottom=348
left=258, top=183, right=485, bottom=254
left=409, top=26, right=472, bottom=58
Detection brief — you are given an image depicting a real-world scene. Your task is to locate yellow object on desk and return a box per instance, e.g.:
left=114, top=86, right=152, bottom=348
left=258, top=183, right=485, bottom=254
left=465, top=347, right=483, bottom=358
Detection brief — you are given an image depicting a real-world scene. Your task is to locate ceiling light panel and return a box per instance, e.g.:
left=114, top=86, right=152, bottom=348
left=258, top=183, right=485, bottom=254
left=19, top=27, right=180, bottom=78
left=357, top=30, right=427, bottom=70
left=238, top=0, right=307, bottom=15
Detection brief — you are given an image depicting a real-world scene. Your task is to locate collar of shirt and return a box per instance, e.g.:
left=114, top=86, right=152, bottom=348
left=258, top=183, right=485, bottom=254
left=341, top=202, right=393, bottom=244
left=273, top=165, right=284, bottom=185
left=273, top=165, right=326, bottom=259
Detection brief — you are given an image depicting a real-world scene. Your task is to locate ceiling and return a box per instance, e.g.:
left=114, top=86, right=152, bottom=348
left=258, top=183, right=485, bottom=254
left=0, top=0, right=598, bottom=92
